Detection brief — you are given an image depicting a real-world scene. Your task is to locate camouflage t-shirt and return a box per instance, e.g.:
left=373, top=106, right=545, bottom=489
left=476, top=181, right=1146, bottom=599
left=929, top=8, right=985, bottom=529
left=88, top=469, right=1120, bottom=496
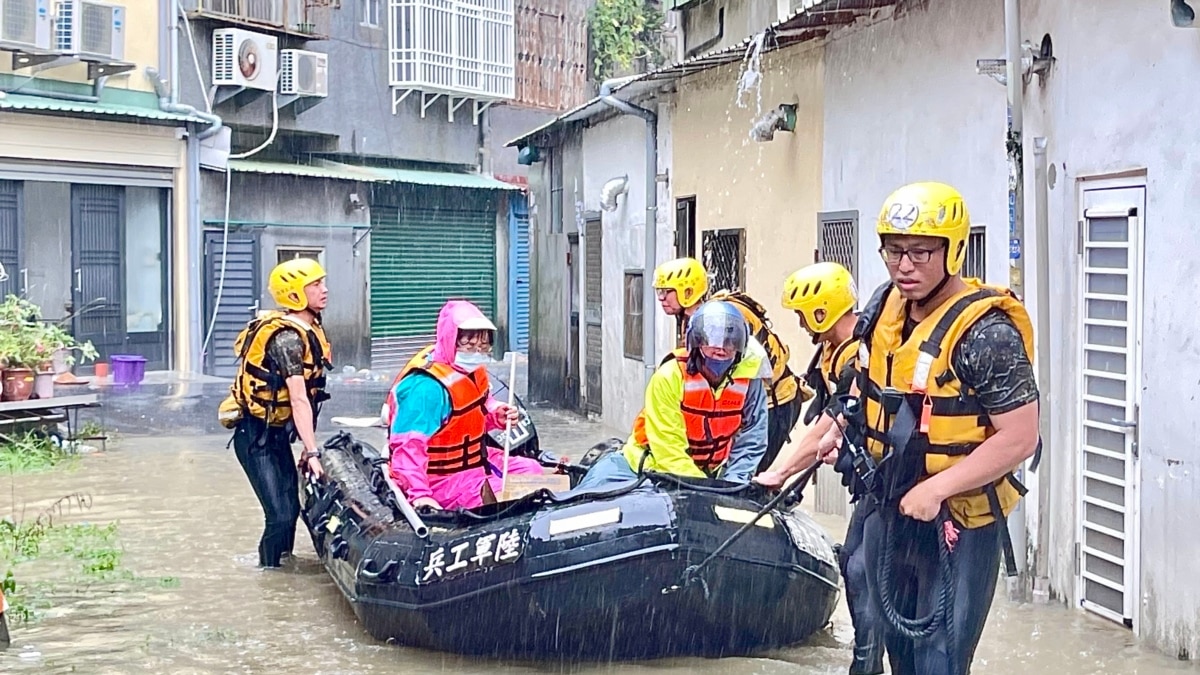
left=266, top=328, right=306, bottom=379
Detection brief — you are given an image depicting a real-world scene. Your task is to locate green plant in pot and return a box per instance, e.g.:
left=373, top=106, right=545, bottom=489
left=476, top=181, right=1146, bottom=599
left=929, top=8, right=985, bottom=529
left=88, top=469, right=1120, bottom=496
left=0, top=296, right=97, bottom=401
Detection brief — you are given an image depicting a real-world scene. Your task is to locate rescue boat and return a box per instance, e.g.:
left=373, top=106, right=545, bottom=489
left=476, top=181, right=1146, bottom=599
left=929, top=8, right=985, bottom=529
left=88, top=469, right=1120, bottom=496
left=299, top=431, right=841, bottom=661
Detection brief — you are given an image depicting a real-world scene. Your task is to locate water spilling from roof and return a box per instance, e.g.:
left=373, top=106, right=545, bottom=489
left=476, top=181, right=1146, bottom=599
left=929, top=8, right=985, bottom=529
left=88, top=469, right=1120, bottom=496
left=735, top=32, right=767, bottom=118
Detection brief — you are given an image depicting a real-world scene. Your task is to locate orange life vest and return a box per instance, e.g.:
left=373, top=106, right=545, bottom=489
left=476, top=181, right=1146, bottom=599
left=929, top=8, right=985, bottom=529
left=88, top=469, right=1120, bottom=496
left=384, top=348, right=491, bottom=475
left=633, top=349, right=749, bottom=472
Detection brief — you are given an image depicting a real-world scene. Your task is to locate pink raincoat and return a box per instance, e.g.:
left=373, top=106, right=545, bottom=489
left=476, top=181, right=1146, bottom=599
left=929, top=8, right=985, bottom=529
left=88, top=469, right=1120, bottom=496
left=386, top=300, right=543, bottom=510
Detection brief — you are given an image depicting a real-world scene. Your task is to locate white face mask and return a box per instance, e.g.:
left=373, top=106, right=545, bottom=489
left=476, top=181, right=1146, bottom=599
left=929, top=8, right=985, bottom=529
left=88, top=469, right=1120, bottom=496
left=455, top=352, right=489, bottom=370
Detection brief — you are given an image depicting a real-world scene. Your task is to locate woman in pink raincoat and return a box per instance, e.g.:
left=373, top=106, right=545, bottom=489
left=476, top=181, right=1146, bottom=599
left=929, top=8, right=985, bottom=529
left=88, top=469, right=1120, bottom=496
left=384, top=300, right=544, bottom=510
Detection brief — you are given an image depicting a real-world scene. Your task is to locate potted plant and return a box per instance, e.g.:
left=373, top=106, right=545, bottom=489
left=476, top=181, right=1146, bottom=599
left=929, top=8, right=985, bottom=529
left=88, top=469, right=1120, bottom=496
left=0, top=296, right=97, bottom=401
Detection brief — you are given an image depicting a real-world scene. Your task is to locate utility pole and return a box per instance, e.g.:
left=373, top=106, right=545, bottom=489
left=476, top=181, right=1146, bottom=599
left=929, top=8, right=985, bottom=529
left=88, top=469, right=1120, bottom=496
left=1004, top=0, right=1028, bottom=601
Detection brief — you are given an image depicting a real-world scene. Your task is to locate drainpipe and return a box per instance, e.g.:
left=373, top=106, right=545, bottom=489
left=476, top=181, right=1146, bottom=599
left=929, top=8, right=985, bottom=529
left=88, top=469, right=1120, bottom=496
left=145, top=66, right=223, bottom=140
left=599, top=77, right=659, bottom=384
left=1003, top=0, right=1028, bottom=601
left=1032, top=136, right=1053, bottom=601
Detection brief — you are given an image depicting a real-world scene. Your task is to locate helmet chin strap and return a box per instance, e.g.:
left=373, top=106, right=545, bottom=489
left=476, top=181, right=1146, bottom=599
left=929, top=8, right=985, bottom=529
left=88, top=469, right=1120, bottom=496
left=915, top=266, right=952, bottom=307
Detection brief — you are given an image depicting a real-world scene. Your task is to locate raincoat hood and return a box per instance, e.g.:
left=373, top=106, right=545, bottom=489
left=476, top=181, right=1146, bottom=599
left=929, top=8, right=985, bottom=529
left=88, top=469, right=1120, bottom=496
left=430, top=300, right=497, bottom=366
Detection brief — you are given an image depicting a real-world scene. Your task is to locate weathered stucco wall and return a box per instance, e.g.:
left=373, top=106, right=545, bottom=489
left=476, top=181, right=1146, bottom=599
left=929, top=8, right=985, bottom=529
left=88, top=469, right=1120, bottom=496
left=672, top=43, right=825, bottom=378
left=1023, top=0, right=1200, bottom=658
left=579, top=103, right=677, bottom=433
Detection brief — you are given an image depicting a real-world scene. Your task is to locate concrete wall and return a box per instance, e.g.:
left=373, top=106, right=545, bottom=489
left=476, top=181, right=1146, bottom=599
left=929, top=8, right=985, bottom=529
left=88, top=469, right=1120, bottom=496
left=678, top=0, right=787, bottom=58
left=1021, top=0, right=1200, bottom=658
left=489, top=105, right=558, bottom=182
left=579, top=105, right=677, bottom=433
left=199, top=170, right=371, bottom=368
left=821, top=0, right=1010, bottom=296
left=672, top=43, right=825, bottom=378
left=178, top=8, right=480, bottom=163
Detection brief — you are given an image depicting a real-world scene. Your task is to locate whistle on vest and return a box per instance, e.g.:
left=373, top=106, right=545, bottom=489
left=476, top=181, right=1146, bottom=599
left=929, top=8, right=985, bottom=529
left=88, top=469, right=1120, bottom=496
left=919, top=395, right=933, bottom=434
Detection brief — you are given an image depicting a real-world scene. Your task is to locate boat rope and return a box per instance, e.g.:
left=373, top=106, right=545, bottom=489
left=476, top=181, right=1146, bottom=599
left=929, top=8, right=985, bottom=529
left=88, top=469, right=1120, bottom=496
left=873, top=502, right=957, bottom=650
left=661, top=456, right=824, bottom=596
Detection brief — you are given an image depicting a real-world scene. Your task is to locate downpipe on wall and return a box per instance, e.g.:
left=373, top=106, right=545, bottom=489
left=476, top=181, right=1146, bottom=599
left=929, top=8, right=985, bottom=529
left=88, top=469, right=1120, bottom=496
left=1004, top=0, right=1028, bottom=602
left=598, top=77, right=659, bottom=385
left=1032, top=136, right=1053, bottom=602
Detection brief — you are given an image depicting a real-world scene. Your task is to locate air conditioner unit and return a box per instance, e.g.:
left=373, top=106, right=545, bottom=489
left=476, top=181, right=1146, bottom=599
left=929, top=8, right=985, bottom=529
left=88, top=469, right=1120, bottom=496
left=0, top=0, right=53, bottom=52
left=54, top=0, right=124, bottom=61
left=279, top=48, right=328, bottom=97
left=212, top=27, right=278, bottom=91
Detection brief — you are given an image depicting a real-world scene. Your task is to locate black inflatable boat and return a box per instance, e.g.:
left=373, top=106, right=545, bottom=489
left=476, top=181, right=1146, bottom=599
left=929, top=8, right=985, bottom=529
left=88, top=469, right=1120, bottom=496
left=299, top=431, right=841, bottom=661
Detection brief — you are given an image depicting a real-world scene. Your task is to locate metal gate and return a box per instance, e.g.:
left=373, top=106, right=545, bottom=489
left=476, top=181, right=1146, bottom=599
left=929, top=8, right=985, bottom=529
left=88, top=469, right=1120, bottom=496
left=817, top=210, right=859, bottom=276
left=204, top=230, right=261, bottom=377
left=369, top=195, right=497, bottom=369
left=1076, top=183, right=1144, bottom=630
left=508, top=193, right=531, bottom=353
left=813, top=210, right=861, bottom=517
left=71, top=184, right=125, bottom=366
left=701, top=228, right=745, bottom=293
left=0, top=181, right=21, bottom=300
left=584, top=216, right=602, bottom=415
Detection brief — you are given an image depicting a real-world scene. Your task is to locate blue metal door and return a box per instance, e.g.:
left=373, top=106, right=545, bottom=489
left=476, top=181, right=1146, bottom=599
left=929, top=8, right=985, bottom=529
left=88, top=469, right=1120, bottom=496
left=508, top=193, right=531, bottom=353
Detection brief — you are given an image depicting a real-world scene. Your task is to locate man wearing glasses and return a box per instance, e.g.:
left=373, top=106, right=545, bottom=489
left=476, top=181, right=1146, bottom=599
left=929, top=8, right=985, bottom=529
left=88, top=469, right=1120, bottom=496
left=797, top=182, right=1040, bottom=675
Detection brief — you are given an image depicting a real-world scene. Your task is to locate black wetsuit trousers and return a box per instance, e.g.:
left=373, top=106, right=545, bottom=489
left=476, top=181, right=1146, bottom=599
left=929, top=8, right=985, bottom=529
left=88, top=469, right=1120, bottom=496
left=759, top=396, right=803, bottom=473
left=862, top=508, right=1002, bottom=675
left=841, top=499, right=885, bottom=674
left=233, top=419, right=300, bottom=567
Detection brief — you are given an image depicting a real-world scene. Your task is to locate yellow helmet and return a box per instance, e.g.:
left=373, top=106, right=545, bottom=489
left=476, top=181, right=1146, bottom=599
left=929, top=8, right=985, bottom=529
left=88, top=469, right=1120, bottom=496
left=653, top=257, right=708, bottom=308
left=782, top=262, right=857, bottom=334
left=269, top=258, right=326, bottom=311
left=876, top=181, right=971, bottom=275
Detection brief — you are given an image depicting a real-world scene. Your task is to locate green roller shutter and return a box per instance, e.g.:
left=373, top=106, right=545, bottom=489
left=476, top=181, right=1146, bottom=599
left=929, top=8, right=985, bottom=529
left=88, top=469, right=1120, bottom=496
left=369, top=197, right=497, bottom=368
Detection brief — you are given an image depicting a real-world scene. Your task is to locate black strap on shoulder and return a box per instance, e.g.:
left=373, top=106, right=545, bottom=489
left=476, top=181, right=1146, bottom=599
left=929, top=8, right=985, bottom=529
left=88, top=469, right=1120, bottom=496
left=985, top=479, right=1021, bottom=577
left=827, top=337, right=856, bottom=384
left=916, top=288, right=1003, bottom=360
left=854, top=281, right=893, bottom=394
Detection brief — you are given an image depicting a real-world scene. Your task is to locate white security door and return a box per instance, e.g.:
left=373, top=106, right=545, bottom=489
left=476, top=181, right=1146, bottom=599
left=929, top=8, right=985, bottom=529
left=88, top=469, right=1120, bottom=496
left=1076, top=183, right=1144, bottom=629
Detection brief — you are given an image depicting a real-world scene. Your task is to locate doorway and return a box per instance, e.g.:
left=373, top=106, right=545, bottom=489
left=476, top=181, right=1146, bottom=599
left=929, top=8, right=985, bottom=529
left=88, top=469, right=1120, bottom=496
left=1075, top=179, right=1144, bottom=631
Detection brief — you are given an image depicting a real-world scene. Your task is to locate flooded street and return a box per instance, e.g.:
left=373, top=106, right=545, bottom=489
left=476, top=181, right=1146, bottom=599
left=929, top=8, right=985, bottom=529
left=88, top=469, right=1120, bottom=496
left=0, top=408, right=1195, bottom=674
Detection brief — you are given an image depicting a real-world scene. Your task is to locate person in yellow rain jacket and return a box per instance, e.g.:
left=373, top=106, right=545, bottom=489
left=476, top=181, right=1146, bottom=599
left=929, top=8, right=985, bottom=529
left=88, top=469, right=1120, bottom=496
left=573, top=300, right=773, bottom=490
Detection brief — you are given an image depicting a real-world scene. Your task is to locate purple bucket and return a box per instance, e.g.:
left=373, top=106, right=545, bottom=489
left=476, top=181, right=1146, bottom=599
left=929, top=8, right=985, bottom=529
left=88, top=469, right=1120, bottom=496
left=111, top=355, right=147, bottom=387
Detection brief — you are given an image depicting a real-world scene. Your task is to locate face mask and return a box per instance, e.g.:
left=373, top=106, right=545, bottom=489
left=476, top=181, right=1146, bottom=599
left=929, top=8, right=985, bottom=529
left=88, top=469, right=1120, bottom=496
left=703, top=356, right=734, bottom=379
left=455, top=352, right=489, bottom=370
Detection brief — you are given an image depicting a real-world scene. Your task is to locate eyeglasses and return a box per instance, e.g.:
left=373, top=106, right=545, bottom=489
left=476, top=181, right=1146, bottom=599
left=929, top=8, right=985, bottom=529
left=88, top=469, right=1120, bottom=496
left=878, top=245, right=941, bottom=265
left=655, top=289, right=674, bottom=300
left=456, top=340, right=493, bottom=354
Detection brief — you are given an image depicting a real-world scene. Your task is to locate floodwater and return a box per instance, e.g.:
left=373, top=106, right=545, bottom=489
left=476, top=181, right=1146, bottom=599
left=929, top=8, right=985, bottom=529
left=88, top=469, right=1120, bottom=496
left=1, top=408, right=1196, bottom=674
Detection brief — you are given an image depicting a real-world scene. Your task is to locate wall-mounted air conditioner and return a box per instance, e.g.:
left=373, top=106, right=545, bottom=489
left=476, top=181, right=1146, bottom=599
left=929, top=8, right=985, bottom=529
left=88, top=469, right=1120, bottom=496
left=279, top=48, right=327, bottom=97
left=54, top=0, right=124, bottom=61
left=212, top=27, right=278, bottom=91
left=0, top=0, right=53, bottom=52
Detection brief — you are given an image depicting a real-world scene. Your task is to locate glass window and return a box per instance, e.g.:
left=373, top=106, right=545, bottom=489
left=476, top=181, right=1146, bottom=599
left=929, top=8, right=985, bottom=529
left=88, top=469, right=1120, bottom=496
left=124, top=187, right=165, bottom=334
left=277, top=247, right=324, bottom=265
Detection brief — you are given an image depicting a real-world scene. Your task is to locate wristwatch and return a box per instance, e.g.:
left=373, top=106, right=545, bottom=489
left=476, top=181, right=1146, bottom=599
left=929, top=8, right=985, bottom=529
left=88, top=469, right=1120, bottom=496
left=302, top=449, right=322, bottom=460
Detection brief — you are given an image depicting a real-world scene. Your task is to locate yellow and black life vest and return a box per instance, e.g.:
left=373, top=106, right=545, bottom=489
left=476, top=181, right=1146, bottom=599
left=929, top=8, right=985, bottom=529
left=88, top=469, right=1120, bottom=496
left=801, top=334, right=860, bottom=425
left=634, top=348, right=749, bottom=473
left=858, top=280, right=1035, bottom=529
left=700, top=290, right=809, bottom=408
left=227, top=311, right=332, bottom=428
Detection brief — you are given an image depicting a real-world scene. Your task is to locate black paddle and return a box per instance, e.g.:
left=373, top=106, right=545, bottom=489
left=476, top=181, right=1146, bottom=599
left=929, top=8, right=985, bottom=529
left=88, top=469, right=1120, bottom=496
left=661, top=456, right=826, bottom=595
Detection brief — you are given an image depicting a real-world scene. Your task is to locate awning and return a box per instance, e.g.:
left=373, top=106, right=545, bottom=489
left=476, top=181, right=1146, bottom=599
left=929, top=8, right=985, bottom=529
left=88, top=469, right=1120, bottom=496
left=506, top=0, right=900, bottom=148
left=0, top=91, right=206, bottom=124
left=224, top=158, right=520, bottom=190
left=227, top=159, right=389, bottom=182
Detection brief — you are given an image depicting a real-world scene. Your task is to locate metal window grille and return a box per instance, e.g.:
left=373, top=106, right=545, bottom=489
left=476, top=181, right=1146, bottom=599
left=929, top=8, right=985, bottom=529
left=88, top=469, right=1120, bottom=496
left=277, top=246, right=323, bottom=265
left=817, top=210, right=859, bottom=277
left=388, top=0, right=515, bottom=99
left=963, top=225, right=987, bottom=280
left=702, top=228, right=745, bottom=293
left=623, top=271, right=643, bottom=359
